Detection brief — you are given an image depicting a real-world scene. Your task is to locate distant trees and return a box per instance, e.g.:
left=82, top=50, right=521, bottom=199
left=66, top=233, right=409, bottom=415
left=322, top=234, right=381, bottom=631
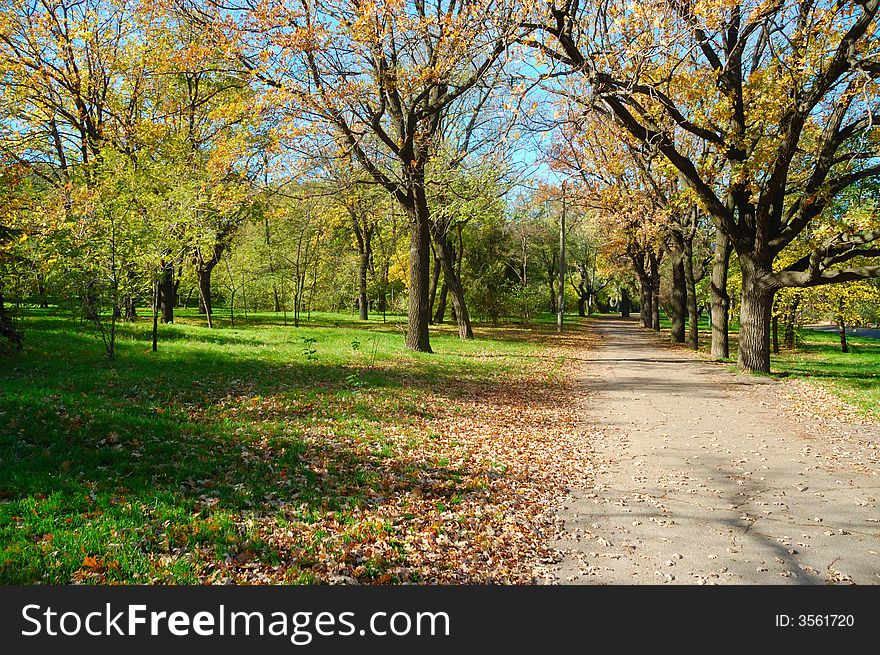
left=0, top=0, right=264, bottom=353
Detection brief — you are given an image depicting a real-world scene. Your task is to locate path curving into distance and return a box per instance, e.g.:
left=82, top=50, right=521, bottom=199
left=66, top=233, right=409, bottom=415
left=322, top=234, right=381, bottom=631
left=551, top=317, right=880, bottom=584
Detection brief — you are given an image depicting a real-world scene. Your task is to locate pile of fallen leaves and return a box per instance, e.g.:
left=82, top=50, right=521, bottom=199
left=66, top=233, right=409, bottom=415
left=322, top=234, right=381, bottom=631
left=781, top=378, right=875, bottom=425
left=780, top=378, right=880, bottom=474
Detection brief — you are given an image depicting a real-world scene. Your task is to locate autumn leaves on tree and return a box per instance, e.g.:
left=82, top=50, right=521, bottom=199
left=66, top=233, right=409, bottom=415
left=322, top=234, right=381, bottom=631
left=530, top=0, right=880, bottom=371
left=193, top=0, right=525, bottom=352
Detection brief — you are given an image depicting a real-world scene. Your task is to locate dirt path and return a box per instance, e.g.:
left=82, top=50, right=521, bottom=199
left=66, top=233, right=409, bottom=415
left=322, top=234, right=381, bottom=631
left=551, top=318, right=880, bottom=584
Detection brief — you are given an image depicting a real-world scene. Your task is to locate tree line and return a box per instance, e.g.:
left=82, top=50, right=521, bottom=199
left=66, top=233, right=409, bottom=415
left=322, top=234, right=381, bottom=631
left=2, top=1, right=880, bottom=370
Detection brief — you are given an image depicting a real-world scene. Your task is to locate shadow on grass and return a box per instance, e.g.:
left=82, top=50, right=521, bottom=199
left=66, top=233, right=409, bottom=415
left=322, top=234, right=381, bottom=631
left=0, top=312, right=571, bottom=582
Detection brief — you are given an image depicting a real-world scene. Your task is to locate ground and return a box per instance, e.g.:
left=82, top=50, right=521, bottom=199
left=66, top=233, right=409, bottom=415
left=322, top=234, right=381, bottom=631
left=550, top=318, right=880, bottom=584
left=1, top=310, right=878, bottom=584
left=0, top=310, right=594, bottom=584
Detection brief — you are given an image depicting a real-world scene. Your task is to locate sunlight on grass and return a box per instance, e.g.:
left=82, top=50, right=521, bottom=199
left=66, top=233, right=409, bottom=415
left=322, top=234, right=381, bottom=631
left=665, top=314, right=880, bottom=420
left=0, top=308, right=550, bottom=583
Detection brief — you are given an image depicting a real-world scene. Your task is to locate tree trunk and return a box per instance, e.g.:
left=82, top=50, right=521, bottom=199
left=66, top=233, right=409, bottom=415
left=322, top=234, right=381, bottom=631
left=0, top=292, right=22, bottom=350
left=197, top=266, right=213, bottom=329
left=838, top=305, right=848, bottom=354
left=37, top=278, right=49, bottom=308
left=649, top=252, right=661, bottom=331
left=358, top=251, right=370, bottom=321
left=577, top=296, right=586, bottom=317
left=123, top=295, right=137, bottom=321
left=710, top=231, right=732, bottom=359
left=639, top=276, right=652, bottom=328
left=737, top=258, right=776, bottom=373
left=273, top=286, right=281, bottom=313
left=405, top=198, right=432, bottom=353
left=783, top=297, right=800, bottom=349
left=197, top=267, right=212, bottom=316
left=621, top=287, right=631, bottom=318
left=548, top=275, right=558, bottom=314
left=772, top=314, right=780, bottom=354
left=159, top=262, right=174, bottom=323
left=432, top=227, right=473, bottom=340
left=669, top=244, right=687, bottom=344
left=83, top=282, right=99, bottom=322
left=683, top=238, right=698, bottom=349
left=433, top=282, right=447, bottom=324
left=428, top=255, right=441, bottom=324
left=152, top=282, right=159, bottom=353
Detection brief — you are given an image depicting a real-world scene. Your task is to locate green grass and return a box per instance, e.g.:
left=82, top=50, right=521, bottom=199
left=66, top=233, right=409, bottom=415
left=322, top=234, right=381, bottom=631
left=0, top=308, right=549, bottom=584
left=771, top=328, right=880, bottom=418
left=649, top=313, right=880, bottom=420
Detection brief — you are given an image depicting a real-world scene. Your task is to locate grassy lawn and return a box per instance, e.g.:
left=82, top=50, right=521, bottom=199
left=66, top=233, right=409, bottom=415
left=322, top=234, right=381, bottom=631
left=650, top=313, right=880, bottom=420
left=769, top=328, right=880, bottom=419
left=0, top=308, right=585, bottom=584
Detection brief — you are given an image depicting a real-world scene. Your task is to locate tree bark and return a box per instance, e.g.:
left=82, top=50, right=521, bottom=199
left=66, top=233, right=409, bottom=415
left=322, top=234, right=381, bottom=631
left=358, top=250, right=370, bottom=321
left=772, top=314, right=780, bottom=354
left=669, top=241, right=687, bottom=344
left=152, top=281, right=159, bottom=353
left=195, top=247, right=223, bottom=327
left=428, top=255, right=441, bottom=324
left=158, top=262, right=174, bottom=323
left=639, top=276, right=652, bottom=327
left=710, top=231, right=732, bottom=359
left=405, top=198, right=432, bottom=353
left=683, top=238, right=698, bottom=349
left=621, top=287, right=631, bottom=318
left=123, top=295, right=137, bottom=321
left=351, top=216, right=373, bottom=322
left=783, top=297, right=800, bottom=349
left=83, top=281, right=99, bottom=322
left=431, top=226, right=473, bottom=340
left=649, top=251, right=661, bottom=331
left=0, top=292, right=22, bottom=350
left=737, top=257, right=776, bottom=373
left=37, top=278, right=49, bottom=308
left=838, top=303, right=849, bottom=353
left=548, top=274, right=558, bottom=314
left=197, top=266, right=213, bottom=318
left=630, top=251, right=653, bottom=328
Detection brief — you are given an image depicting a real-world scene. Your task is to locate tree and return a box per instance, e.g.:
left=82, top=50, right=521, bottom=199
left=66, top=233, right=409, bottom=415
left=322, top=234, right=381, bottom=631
left=532, top=0, right=880, bottom=371
left=0, top=0, right=150, bottom=322
left=338, top=184, right=381, bottom=321
left=191, top=0, right=523, bottom=351
left=0, top=164, right=28, bottom=350
left=549, top=112, right=672, bottom=332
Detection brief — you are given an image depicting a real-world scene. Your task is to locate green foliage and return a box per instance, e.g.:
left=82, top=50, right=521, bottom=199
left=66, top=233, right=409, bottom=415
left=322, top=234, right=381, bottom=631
left=300, top=336, right=318, bottom=361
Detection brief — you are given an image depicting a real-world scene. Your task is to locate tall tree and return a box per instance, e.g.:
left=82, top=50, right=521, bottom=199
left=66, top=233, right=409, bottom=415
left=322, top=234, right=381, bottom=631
left=194, top=0, right=523, bottom=351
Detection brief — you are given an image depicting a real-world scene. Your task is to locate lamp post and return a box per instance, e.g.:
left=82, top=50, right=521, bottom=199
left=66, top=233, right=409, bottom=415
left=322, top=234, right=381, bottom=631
left=557, top=181, right=566, bottom=333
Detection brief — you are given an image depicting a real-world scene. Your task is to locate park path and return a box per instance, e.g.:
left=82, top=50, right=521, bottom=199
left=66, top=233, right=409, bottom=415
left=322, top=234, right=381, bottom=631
left=550, top=318, right=880, bottom=584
